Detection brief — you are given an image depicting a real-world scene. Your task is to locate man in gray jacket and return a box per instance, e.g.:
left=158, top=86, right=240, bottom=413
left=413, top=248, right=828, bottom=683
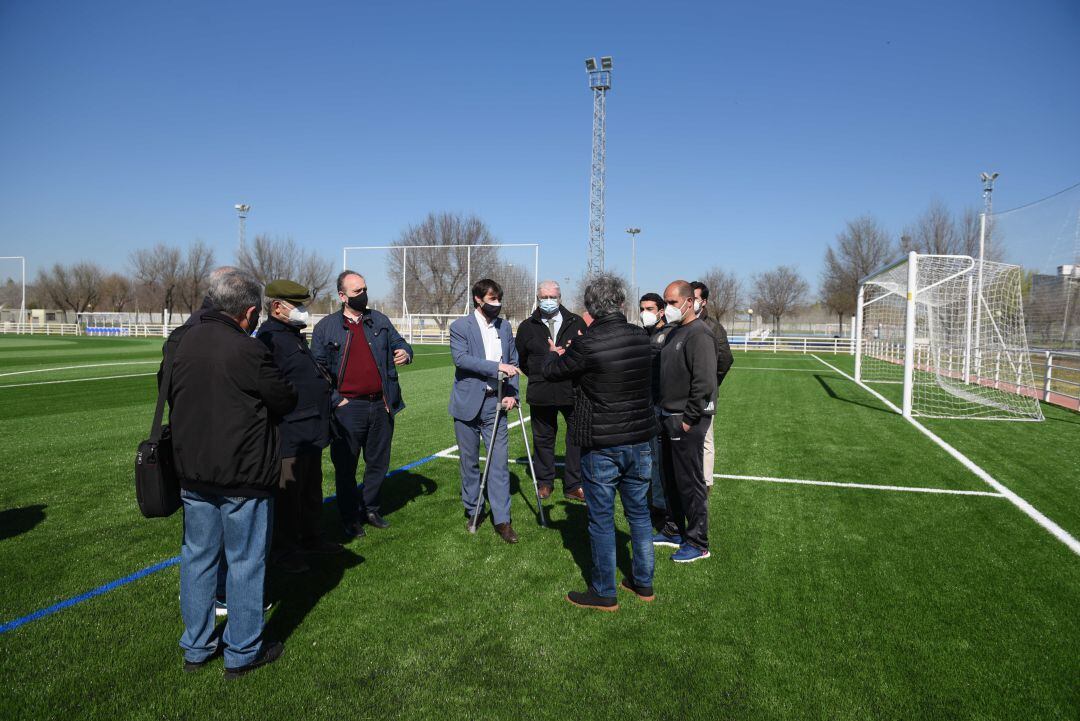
left=653, top=280, right=717, bottom=563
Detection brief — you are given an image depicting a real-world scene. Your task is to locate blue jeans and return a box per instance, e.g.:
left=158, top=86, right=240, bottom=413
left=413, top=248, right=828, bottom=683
left=180, top=490, right=271, bottom=667
left=581, top=443, right=655, bottom=598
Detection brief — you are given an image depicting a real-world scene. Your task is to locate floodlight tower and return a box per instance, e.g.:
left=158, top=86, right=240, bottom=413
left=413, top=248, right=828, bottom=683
left=585, top=56, right=613, bottom=276
left=974, top=172, right=998, bottom=375
left=234, top=203, right=251, bottom=256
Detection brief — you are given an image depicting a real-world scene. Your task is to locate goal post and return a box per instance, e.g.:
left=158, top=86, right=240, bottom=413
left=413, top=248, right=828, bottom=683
left=856, top=251, right=1043, bottom=421
left=342, top=243, right=540, bottom=342
left=0, top=255, right=27, bottom=332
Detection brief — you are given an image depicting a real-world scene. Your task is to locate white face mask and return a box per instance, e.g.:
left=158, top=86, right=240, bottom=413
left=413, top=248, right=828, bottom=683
left=287, top=305, right=311, bottom=328
left=693, top=299, right=702, bottom=314
left=640, top=310, right=658, bottom=328
left=664, top=301, right=685, bottom=325
left=538, top=298, right=559, bottom=315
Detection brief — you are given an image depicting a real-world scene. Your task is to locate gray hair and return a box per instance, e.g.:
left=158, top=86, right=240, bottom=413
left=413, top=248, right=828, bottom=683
left=583, top=273, right=627, bottom=318
left=206, top=267, right=262, bottom=317
left=537, top=280, right=561, bottom=298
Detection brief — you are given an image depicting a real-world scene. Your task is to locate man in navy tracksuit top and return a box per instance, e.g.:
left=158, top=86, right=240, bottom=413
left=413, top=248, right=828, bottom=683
left=311, top=270, right=413, bottom=538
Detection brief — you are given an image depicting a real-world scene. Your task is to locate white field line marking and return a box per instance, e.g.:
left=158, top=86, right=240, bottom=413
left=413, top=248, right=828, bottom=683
left=437, top=454, right=999, bottom=497
left=433, top=415, right=531, bottom=459
left=811, top=353, right=1080, bottom=557
left=713, top=473, right=1003, bottom=497
left=733, top=367, right=823, bottom=372
left=0, top=360, right=159, bottom=378
left=0, top=372, right=157, bottom=389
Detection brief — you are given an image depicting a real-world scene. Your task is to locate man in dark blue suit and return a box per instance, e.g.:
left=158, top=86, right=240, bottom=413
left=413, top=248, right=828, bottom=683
left=449, top=279, right=522, bottom=544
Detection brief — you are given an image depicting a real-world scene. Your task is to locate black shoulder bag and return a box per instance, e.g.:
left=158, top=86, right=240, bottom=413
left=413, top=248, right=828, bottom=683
left=135, top=338, right=182, bottom=518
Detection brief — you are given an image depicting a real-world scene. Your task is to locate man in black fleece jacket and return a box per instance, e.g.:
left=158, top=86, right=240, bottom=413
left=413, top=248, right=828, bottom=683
left=655, top=280, right=717, bottom=563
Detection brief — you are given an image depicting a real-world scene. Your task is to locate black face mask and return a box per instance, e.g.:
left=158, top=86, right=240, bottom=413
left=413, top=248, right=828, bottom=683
left=346, top=291, right=368, bottom=312
left=481, top=302, right=502, bottom=320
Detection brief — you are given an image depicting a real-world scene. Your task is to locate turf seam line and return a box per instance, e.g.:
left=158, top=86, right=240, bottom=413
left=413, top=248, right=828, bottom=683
left=810, top=353, right=1080, bottom=557
left=0, top=372, right=158, bottom=389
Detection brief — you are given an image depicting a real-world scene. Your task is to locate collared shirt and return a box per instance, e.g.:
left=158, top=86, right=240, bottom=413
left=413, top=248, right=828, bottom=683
left=474, top=308, right=502, bottom=363
left=542, top=311, right=563, bottom=343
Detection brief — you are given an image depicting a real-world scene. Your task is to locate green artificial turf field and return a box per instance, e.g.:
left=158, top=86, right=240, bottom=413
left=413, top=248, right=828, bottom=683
left=0, top=336, right=1077, bottom=721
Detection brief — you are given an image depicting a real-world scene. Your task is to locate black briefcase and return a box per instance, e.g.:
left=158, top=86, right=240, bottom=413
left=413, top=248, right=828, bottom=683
left=135, top=338, right=183, bottom=518
left=135, top=427, right=180, bottom=518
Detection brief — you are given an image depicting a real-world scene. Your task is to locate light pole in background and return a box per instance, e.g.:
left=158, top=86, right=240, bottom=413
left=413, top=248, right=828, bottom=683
left=584, top=56, right=613, bottom=276
left=0, top=256, right=26, bottom=331
left=746, top=308, right=754, bottom=351
left=234, top=203, right=251, bottom=258
left=974, top=172, right=997, bottom=374
left=625, top=227, right=640, bottom=302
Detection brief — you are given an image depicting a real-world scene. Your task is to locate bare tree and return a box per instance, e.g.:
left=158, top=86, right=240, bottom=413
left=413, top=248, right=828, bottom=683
left=176, top=240, right=216, bottom=313
left=389, top=212, right=501, bottom=326
left=820, top=215, right=894, bottom=332
left=239, top=234, right=333, bottom=304
left=696, top=267, right=741, bottom=324
left=752, top=265, right=809, bottom=329
left=35, top=262, right=105, bottom=315
left=957, top=207, right=1004, bottom=262
left=130, top=244, right=183, bottom=323
left=99, top=273, right=135, bottom=312
left=901, top=200, right=959, bottom=255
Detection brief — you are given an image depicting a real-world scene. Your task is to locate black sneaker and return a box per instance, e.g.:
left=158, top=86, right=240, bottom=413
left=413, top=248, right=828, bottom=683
left=303, top=538, right=345, bottom=555
left=344, top=522, right=366, bottom=539
left=223, top=641, right=284, bottom=680
left=566, top=589, right=618, bottom=612
left=366, top=511, right=390, bottom=529
left=183, top=645, right=222, bottom=672
left=618, top=578, right=656, bottom=602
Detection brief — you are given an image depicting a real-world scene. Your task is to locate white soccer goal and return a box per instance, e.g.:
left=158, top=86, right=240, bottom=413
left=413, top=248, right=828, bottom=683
left=341, top=243, right=539, bottom=343
left=855, top=251, right=1043, bottom=421
left=0, top=255, right=27, bottom=331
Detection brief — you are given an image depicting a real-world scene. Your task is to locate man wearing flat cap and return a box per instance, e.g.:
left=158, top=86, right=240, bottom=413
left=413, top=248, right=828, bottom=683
left=257, top=280, right=343, bottom=573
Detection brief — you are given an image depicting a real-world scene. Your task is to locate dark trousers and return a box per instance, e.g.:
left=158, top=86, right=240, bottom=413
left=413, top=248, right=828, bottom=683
left=659, top=415, right=709, bottom=551
left=530, top=404, right=582, bottom=491
left=272, top=451, right=326, bottom=556
left=330, top=398, right=393, bottom=525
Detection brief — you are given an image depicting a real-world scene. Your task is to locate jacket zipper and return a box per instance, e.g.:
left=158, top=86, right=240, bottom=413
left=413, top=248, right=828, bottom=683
left=337, top=321, right=354, bottom=388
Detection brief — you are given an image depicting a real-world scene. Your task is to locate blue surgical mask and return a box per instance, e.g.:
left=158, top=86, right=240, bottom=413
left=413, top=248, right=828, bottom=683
left=538, top=299, right=559, bottom=315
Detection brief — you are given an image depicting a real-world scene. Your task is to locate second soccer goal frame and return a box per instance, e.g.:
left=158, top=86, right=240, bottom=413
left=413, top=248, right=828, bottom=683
left=855, top=251, right=1043, bottom=421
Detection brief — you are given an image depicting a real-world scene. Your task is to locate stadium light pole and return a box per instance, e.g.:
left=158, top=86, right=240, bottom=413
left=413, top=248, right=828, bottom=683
left=975, top=172, right=997, bottom=376
left=0, top=256, right=26, bottom=332
left=625, top=227, right=640, bottom=301
left=585, top=56, right=613, bottom=276
left=234, top=203, right=251, bottom=258
left=746, top=308, right=754, bottom=351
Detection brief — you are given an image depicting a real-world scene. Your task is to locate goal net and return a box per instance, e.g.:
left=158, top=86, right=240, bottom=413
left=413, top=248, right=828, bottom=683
left=0, top=256, right=26, bottom=330
left=857, top=252, right=1043, bottom=421
left=342, top=243, right=539, bottom=343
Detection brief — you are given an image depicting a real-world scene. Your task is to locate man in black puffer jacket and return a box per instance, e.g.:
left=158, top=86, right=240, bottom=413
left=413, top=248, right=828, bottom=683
left=543, top=274, right=657, bottom=612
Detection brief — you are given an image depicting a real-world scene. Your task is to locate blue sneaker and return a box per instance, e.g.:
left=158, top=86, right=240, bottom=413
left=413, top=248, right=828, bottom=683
left=651, top=532, right=683, bottom=548
left=672, top=544, right=710, bottom=563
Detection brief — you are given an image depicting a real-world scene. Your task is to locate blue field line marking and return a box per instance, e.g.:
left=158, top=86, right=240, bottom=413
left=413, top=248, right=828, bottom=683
left=0, top=452, right=443, bottom=637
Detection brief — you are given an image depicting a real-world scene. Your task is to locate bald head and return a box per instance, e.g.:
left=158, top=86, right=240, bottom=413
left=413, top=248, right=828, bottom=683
left=665, top=280, right=693, bottom=300
left=663, top=280, right=697, bottom=324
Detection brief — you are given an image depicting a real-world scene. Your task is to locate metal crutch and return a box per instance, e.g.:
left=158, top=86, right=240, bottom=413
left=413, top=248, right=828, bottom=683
left=470, top=372, right=507, bottom=532
left=514, top=404, right=547, bottom=527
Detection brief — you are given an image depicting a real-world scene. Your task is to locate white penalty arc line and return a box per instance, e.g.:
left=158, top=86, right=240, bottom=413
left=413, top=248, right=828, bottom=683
left=0, top=360, right=159, bottom=377
left=433, top=415, right=531, bottom=459
left=0, top=372, right=157, bottom=389
left=810, top=353, right=1080, bottom=557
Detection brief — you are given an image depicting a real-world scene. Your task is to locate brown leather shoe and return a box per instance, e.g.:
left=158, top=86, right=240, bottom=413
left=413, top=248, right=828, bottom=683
left=565, top=487, right=586, bottom=503
left=538, top=485, right=553, bottom=500
left=494, top=522, right=519, bottom=544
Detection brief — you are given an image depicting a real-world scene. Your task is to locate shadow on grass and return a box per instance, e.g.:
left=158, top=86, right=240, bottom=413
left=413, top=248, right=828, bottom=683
left=0, top=504, right=46, bottom=541
left=264, top=500, right=365, bottom=644
left=548, top=497, right=635, bottom=588
left=379, top=470, right=438, bottom=517
left=813, top=374, right=894, bottom=414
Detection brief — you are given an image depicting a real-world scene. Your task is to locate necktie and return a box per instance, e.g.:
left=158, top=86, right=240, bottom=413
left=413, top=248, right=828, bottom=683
left=547, top=318, right=556, bottom=340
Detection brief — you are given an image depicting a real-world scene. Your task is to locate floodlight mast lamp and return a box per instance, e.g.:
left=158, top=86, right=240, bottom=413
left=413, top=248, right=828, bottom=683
left=975, top=172, right=997, bottom=374
left=585, top=56, right=613, bottom=277
left=234, top=203, right=251, bottom=257
left=0, top=256, right=26, bottom=331
left=625, top=227, right=640, bottom=301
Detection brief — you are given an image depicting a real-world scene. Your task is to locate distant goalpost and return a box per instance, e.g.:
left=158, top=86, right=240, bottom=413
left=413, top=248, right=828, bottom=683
left=855, top=251, right=1043, bottom=421
left=0, top=255, right=27, bottom=332
left=342, top=243, right=539, bottom=343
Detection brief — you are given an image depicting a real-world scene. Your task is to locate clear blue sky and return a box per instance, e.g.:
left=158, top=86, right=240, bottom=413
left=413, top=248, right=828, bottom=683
left=1, top=0, right=1078, bottom=298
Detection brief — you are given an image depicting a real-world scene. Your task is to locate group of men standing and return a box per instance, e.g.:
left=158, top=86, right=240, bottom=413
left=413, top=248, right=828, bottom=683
left=165, top=265, right=732, bottom=677
left=166, top=267, right=411, bottom=678
left=447, top=273, right=732, bottom=611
